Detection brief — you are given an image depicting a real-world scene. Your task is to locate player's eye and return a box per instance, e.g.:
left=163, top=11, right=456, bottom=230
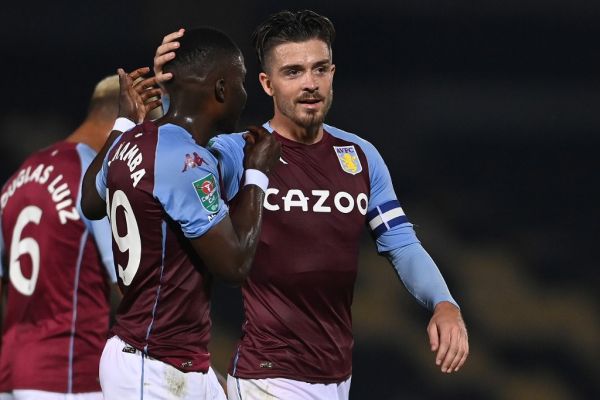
left=315, top=65, right=330, bottom=75
left=285, top=69, right=300, bottom=77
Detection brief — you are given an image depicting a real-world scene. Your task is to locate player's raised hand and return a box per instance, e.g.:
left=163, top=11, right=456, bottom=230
left=117, top=67, right=162, bottom=123
left=243, top=126, right=281, bottom=174
left=427, top=301, right=469, bottom=373
left=153, top=28, right=185, bottom=88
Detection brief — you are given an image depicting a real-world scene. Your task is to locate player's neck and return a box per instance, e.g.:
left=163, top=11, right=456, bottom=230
left=158, top=110, right=216, bottom=147
left=66, top=118, right=113, bottom=152
left=270, top=115, right=323, bottom=145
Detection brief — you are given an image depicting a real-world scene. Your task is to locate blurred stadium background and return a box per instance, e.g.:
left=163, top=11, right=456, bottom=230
left=1, top=1, right=598, bottom=399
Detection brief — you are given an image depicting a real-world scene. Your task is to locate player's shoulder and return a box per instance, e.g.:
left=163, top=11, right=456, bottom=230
left=23, top=141, right=85, bottom=170
left=207, top=131, right=246, bottom=151
left=156, top=123, right=213, bottom=157
left=153, top=124, right=219, bottom=181
left=324, top=123, right=381, bottom=157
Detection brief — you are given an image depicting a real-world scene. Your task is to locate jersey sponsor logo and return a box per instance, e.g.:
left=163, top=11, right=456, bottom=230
left=181, top=152, right=205, bottom=172
left=264, top=188, right=368, bottom=215
left=333, top=145, right=362, bottom=175
left=193, top=174, right=220, bottom=213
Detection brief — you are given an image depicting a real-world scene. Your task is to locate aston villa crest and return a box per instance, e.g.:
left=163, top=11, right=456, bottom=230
left=333, top=145, right=362, bottom=175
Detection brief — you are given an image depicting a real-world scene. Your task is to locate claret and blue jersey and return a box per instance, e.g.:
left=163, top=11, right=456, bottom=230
left=209, top=122, right=424, bottom=383
left=0, top=141, right=116, bottom=393
left=95, top=121, right=229, bottom=373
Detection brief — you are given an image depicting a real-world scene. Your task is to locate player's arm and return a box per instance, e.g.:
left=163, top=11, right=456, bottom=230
left=81, top=67, right=162, bottom=220
left=384, top=242, right=468, bottom=372
left=364, top=139, right=468, bottom=373
left=189, top=127, right=279, bottom=284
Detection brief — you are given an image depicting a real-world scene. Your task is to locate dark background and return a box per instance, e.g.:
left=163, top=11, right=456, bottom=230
left=1, top=1, right=598, bottom=399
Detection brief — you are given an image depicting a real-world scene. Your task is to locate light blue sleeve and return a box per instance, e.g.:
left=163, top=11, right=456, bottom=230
left=95, top=133, right=125, bottom=202
left=154, top=128, right=229, bottom=238
left=359, top=137, right=458, bottom=309
left=386, top=243, right=458, bottom=310
left=326, top=125, right=458, bottom=310
left=76, top=144, right=117, bottom=283
left=207, top=132, right=245, bottom=201
left=357, top=137, right=420, bottom=251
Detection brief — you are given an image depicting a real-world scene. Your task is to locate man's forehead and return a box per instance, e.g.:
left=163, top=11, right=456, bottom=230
left=268, top=39, right=332, bottom=66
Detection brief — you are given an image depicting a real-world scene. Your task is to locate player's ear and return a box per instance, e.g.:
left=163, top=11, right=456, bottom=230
left=331, top=64, right=336, bottom=77
left=259, top=72, right=274, bottom=97
left=215, top=78, right=226, bottom=103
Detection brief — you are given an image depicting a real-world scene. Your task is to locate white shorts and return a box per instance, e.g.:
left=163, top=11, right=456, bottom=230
left=100, top=336, right=226, bottom=400
left=4, top=391, right=101, bottom=400
left=226, top=374, right=351, bottom=400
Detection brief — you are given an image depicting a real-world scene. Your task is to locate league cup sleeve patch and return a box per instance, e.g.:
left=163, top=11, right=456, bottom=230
left=367, top=199, right=408, bottom=238
left=192, top=173, right=221, bottom=213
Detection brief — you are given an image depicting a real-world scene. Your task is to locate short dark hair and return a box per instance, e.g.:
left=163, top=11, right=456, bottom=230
left=251, top=10, right=336, bottom=70
left=163, top=27, right=241, bottom=87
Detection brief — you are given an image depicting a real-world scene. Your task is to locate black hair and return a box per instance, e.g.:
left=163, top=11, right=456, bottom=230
left=163, top=27, right=242, bottom=86
left=251, top=10, right=336, bottom=70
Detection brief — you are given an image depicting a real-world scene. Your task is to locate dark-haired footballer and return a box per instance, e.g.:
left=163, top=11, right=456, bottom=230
left=80, top=28, right=279, bottom=399
left=155, top=10, right=469, bottom=399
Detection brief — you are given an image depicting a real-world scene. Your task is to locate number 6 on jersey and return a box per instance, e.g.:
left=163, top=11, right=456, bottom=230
left=107, top=189, right=141, bottom=286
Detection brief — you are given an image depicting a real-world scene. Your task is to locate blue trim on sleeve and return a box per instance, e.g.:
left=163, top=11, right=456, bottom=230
left=378, top=199, right=401, bottom=214
left=366, top=199, right=401, bottom=220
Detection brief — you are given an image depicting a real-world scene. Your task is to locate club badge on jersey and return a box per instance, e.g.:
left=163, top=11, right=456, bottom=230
left=333, top=145, right=362, bottom=175
left=193, top=174, right=220, bottom=213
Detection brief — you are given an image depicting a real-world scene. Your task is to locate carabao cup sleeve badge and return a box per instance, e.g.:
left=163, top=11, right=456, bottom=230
left=192, top=173, right=221, bottom=213
left=333, top=145, right=363, bottom=175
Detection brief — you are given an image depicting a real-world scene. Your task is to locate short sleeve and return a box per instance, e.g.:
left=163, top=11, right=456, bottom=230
left=95, top=134, right=124, bottom=202
left=76, top=143, right=117, bottom=283
left=207, top=133, right=245, bottom=202
left=154, top=131, right=229, bottom=238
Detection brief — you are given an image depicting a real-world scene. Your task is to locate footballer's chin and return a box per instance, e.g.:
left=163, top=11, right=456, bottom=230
left=294, top=109, right=325, bottom=128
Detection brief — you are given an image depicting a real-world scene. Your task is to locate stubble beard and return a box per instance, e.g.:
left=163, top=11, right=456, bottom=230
left=277, top=90, right=334, bottom=132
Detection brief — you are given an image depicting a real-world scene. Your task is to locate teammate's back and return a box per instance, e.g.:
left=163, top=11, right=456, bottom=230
left=103, top=121, right=222, bottom=371
left=0, top=141, right=113, bottom=393
left=0, top=75, right=120, bottom=398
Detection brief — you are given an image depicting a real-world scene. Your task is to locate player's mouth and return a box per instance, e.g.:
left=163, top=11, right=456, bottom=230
left=297, top=97, right=323, bottom=109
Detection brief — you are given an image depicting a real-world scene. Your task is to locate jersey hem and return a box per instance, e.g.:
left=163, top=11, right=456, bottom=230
left=230, top=369, right=352, bottom=385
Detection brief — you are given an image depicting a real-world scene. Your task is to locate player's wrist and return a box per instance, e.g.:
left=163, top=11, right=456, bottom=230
left=112, top=117, right=135, bottom=133
left=243, top=169, right=269, bottom=193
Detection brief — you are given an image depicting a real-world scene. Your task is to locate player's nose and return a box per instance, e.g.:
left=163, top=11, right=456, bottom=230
left=302, top=73, right=319, bottom=91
